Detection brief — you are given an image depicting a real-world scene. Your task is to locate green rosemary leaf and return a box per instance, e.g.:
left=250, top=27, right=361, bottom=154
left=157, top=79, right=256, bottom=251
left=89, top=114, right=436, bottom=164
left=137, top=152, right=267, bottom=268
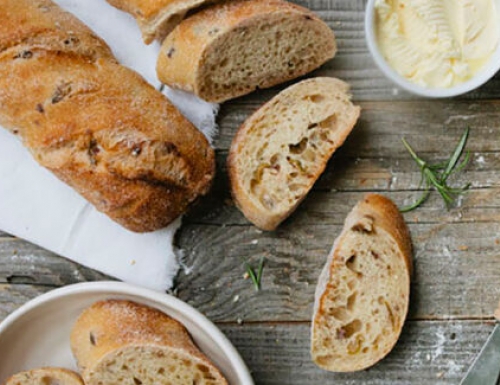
left=243, top=257, right=265, bottom=291
left=400, top=128, right=471, bottom=212
left=441, top=127, right=470, bottom=181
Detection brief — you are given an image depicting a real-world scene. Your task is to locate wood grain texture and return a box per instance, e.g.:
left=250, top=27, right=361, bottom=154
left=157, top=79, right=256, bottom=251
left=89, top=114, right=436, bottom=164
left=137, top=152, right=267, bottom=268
left=0, top=0, right=499, bottom=383
left=176, top=220, right=500, bottom=322
left=220, top=320, right=495, bottom=384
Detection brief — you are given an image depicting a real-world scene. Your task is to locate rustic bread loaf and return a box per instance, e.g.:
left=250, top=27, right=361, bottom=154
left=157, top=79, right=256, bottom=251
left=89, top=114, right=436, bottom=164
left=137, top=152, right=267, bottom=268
left=106, top=0, right=219, bottom=44
left=3, top=368, right=83, bottom=385
left=228, top=77, right=360, bottom=231
left=311, top=194, right=413, bottom=372
left=70, top=300, right=228, bottom=385
left=157, top=0, right=337, bottom=103
left=0, top=0, right=215, bottom=232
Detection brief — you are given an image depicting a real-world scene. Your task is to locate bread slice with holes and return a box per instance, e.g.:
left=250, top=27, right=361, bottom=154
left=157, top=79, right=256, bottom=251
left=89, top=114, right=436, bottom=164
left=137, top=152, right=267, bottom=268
left=3, top=368, right=84, bottom=385
left=106, top=0, right=220, bottom=44
left=311, top=194, right=412, bottom=372
left=70, top=300, right=228, bottom=385
left=157, top=0, right=337, bottom=103
left=228, top=77, right=360, bottom=231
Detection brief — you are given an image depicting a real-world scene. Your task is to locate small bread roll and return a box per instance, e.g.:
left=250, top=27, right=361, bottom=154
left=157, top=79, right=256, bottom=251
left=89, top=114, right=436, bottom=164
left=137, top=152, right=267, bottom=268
left=3, top=368, right=83, bottom=385
left=70, top=300, right=228, bottom=385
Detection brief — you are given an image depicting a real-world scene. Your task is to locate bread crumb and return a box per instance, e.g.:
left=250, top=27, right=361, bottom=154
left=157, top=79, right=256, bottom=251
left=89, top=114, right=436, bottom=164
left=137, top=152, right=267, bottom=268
left=458, top=245, right=468, bottom=251
left=243, top=272, right=250, bottom=280
left=250, top=239, right=258, bottom=245
left=436, top=372, right=444, bottom=378
left=131, top=260, right=136, bottom=265
left=237, top=318, right=243, bottom=325
left=233, top=295, right=239, bottom=303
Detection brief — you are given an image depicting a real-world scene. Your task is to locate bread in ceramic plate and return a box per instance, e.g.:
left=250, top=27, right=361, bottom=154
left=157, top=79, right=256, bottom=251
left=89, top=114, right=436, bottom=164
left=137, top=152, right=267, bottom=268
left=0, top=0, right=215, bottom=233
left=3, top=367, right=83, bottom=385
left=157, top=0, right=337, bottom=103
left=106, top=0, right=220, bottom=44
left=70, top=300, right=228, bottom=385
left=311, top=194, right=413, bottom=372
left=228, top=77, right=360, bottom=231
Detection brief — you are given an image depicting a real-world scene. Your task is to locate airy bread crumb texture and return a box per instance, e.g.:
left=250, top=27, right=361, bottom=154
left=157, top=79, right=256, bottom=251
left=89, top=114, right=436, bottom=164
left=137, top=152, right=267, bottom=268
left=3, top=367, right=84, bottom=385
left=199, top=13, right=336, bottom=102
left=229, top=77, right=360, bottom=230
left=311, top=195, right=411, bottom=372
left=71, top=300, right=227, bottom=385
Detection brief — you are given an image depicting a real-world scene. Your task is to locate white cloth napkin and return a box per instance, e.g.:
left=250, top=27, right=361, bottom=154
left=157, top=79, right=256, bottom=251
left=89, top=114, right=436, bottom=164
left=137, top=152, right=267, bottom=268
left=0, top=0, right=218, bottom=292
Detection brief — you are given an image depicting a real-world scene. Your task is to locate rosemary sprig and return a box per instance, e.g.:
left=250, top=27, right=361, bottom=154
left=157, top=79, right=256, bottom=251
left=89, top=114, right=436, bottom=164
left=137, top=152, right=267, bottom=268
left=243, top=257, right=265, bottom=291
left=400, top=127, right=471, bottom=213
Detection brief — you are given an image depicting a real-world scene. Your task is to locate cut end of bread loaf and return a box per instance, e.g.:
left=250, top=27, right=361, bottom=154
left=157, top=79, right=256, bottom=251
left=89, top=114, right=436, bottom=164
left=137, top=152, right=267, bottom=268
left=87, top=346, right=226, bottom=385
left=228, top=77, right=360, bottom=231
left=157, top=0, right=337, bottom=103
left=311, top=194, right=412, bottom=372
left=71, top=300, right=228, bottom=385
left=3, top=367, right=84, bottom=385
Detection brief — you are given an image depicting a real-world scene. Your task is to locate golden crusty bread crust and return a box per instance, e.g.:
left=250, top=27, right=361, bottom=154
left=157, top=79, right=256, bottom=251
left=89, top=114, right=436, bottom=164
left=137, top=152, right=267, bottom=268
left=311, top=194, right=412, bottom=372
left=106, top=0, right=219, bottom=44
left=157, top=0, right=337, bottom=103
left=0, top=0, right=215, bottom=232
left=3, top=367, right=84, bottom=385
left=71, top=300, right=228, bottom=385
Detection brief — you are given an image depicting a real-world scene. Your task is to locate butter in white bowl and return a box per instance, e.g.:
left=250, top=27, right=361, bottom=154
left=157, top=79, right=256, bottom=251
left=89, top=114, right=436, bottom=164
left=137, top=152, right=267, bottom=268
left=365, top=0, right=500, bottom=97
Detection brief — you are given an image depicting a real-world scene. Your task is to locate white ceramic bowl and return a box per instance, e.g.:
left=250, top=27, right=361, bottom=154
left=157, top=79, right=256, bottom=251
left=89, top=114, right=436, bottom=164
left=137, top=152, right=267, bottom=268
left=0, top=282, right=254, bottom=385
left=365, top=0, right=500, bottom=98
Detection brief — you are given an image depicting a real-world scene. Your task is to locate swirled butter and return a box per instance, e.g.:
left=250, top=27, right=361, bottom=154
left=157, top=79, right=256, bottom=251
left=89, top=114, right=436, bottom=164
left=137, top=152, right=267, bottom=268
left=374, top=0, right=500, bottom=88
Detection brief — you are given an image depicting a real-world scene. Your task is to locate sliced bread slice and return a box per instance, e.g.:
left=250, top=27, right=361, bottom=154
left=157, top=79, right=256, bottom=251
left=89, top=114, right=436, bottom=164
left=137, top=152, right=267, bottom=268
left=106, top=0, right=219, bottom=44
left=311, top=194, right=412, bottom=372
left=228, top=77, right=360, bottom=231
left=157, top=0, right=337, bottom=103
left=70, top=300, right=228, bottom=385
left=3, top=368, right=83, bottom=385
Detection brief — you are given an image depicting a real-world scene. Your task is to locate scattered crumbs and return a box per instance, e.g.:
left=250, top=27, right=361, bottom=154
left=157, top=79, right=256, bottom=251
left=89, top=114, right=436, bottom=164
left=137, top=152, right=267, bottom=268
left=237, top=318, right=243, bottom=325
left=426, top=353, right=431, bottom=361
left=233, top=295, right=240, bottom=303
left=130, top=260, right=136, bottom=266
left=250, top=239, right=258, bottom=245
left=243, top=272, right=250, bottom=280
left=495, top=238, right=500, bottom=245
left=458, top=245, right=468, bottom=251
left=436, top=372, right=444, bottom=379
left=475, top=154, right=485, bottom=166
left=335, top=21, right=342, bottom=26
left=254, top=229, right=263, bottom=234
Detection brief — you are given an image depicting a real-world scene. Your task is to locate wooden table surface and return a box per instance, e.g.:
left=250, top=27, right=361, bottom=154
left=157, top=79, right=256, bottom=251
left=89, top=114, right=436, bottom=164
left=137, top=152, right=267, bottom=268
left=2, top=0, right=500, bottom=383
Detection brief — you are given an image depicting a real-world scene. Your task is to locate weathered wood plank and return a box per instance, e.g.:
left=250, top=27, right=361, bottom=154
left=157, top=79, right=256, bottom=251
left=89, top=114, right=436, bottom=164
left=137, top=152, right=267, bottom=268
left=220, top=320, right=495, bottom=385
left=176, top=221, right=500, bottom=322
left=188, top=188, right=500, bottom=226
left=216, top=100, right=500, bottom=150
left=0, top=239, right=110, bottom=285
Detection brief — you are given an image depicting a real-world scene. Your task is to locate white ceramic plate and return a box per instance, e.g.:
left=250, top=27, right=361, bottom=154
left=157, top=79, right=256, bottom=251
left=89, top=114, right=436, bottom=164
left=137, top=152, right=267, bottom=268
left=0, top=282, right=254, bottom=385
